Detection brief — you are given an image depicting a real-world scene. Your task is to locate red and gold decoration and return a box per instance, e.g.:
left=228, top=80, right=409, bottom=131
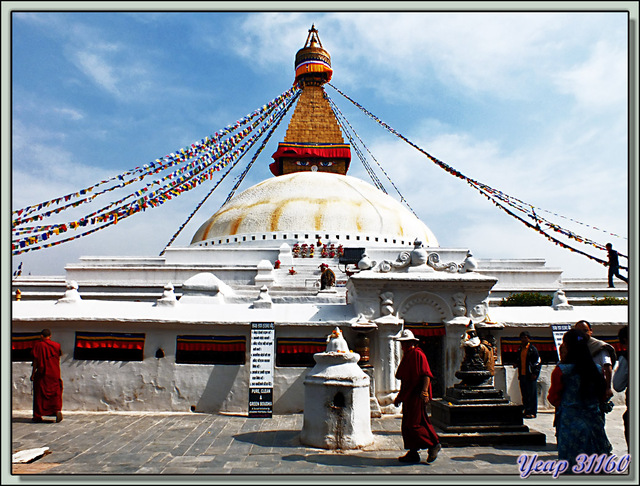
left=277, top=337, right=327, bottom=355
left=293, top=243, right=343, bottom=259
left=269, top=142, right=351, bottom=176
left=75, top=332, right=145, bottom=350
left=404, top=323, right=446, bottom=337
left=501, top=336, right=557, bottom=353
left=176, top=335, right=246, bottom=353
left=12, top=332, right=42, bottom=352
left=294, top=24, right=333, bottom=87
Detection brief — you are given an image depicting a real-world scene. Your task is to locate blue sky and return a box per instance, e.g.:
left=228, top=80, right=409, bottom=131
left=7, top=7, right=634, bottom=279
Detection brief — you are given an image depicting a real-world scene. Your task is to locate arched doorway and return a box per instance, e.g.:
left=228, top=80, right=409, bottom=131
left=397, top=293, right=451, bottom=399
left=402, top=325, right=445, bottom=398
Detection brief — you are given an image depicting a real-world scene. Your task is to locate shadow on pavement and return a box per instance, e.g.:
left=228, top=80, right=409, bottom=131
left=281, top=453, right=424, bottom=469
left=450, top=452, right=547, bottom=466
left=12, top=417, right=42, bottom=424
left=370, top=430, right=401, bottom=436
left=233, top=430, right=302, bottom=448
left=498, top=443, right=558, bottom=452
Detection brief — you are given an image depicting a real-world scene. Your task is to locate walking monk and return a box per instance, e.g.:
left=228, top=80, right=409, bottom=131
left=31, top=329, right=63, bottom=423
left=393, top=329, right=441, bottom=464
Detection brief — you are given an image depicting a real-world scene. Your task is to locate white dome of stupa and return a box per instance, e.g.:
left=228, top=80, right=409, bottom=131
left=190, top=172, right=438, bottom=248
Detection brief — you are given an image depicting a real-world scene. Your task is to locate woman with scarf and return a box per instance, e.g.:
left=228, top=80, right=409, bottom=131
left=547, top=328, right=611, bottom=469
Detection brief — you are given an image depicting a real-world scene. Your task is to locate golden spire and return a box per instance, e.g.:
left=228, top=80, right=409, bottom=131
left=294, top=24, right=333, bottom=87
left=269, top=26, right=350, bottom=177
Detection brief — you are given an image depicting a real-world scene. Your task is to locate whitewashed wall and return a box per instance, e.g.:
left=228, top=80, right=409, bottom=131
left=11, top=323, right=329, bottom=414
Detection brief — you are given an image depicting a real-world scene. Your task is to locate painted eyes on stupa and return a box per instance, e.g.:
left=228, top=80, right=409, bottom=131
left=295, top=160, right=334, bottom=167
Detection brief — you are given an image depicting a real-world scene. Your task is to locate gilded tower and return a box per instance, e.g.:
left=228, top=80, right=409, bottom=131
left=269, top=25, right=351, bottom=177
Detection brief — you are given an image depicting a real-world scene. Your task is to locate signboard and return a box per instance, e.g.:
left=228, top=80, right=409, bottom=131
left=551, top=324, right=572, bottom=361
left=249, top=322, right=274, bottom=418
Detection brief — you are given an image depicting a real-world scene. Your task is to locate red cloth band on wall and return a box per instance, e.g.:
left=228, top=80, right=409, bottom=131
left=405, top=323, right=446, bottom=337
left=75, top=332, right=145, bottom=350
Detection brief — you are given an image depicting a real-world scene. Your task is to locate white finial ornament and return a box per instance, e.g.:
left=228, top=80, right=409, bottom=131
left=325, top=327, right=350, bottom=353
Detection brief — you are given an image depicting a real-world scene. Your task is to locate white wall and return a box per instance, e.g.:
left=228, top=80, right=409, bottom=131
left=11, top=323, right=313, bottom=414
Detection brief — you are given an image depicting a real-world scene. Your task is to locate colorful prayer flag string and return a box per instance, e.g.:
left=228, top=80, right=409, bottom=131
left=159, top=89, right=301, bottom=255
left=12, top=87, right=299, bottom=225
left=327, top=83, right=627, bottom=269
left=326, top=92, right=418, bottom=217
left=12, top=87, right=300, bottom=255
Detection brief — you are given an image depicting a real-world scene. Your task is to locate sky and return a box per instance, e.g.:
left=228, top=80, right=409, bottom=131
left=5, top=5, right=637, bottom=280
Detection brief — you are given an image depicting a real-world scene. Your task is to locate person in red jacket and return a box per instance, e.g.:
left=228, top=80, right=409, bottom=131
left=393, top=329, right=441, bottom=464
left=30, top=329, right=63, bottom=423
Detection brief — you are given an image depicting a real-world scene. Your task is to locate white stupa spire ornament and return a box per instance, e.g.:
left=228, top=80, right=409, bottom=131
left=155, top=282, right=178, bottom=306
left=56, top=280, right=82, bottom=304
left=325, top=327, right=350, bottom=353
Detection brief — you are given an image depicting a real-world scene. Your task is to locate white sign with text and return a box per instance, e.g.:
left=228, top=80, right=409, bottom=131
left=249, top=322, right=274, bottom=417
left=551, top=324, right=572, bottom=361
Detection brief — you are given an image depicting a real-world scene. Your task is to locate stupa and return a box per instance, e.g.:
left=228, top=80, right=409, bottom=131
left=430, top=322, right=546, bottom=446
left=11, top=26, right=627, bottom=421
left=190, top=24, right=438, bottom=251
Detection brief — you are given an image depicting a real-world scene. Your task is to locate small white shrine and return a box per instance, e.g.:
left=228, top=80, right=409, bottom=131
left=300, top=328, right=374, bottom=449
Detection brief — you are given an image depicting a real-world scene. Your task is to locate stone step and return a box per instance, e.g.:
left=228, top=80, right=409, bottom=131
left=435, top=429, right=547, bottom=447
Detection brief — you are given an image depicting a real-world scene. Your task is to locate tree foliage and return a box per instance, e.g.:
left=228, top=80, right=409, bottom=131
left=500, top=292, right=553, bottom=307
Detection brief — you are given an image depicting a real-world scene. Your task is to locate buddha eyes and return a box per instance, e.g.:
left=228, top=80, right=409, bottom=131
left=295, top=160, right=334, bottom=167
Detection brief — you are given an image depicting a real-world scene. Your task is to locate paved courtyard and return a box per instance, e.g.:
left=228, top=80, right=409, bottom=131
left=6, top=406, right=634, bottom=483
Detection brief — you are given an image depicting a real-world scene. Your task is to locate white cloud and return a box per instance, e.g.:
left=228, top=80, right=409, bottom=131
left=52, top=106, right=84, bottom=121
left=220, top=13, right=309, bottom=70
left=319, top=13, right=571, bottom=100
left=11, top=118, right=116, bottom=212
left=71, top=49, right=122, bottom=96
left=65, top=40, right=156, bottom=102
left=554, top=39, right=627, bottom=111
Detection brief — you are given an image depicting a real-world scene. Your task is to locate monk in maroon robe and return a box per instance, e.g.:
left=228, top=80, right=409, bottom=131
left=31, top=329, right=63, bottom=422
left=394, top=329, right=441, bottom=464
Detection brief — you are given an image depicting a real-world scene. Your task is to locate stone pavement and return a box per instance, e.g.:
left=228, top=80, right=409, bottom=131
left=6, top=407, right=634, bottom=482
